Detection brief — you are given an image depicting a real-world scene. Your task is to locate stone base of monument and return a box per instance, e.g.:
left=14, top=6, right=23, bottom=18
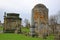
left=29, top=32, right=36, bottom=37
left=3, top=29, right=15, bottom=33
left=30, top=25, right=36, bottom=37
left=3, top=28, right=21, bottom=33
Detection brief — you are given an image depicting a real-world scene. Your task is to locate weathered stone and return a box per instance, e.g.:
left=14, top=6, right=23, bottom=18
left=4, top=12, right=22, bottom=33
left=30, top=4, right=49, bottom=38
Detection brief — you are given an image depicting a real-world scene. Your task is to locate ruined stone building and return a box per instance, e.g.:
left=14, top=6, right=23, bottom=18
left=4, top=12, right=22, bottom=33
left=30, top=4, right=51, bottom=38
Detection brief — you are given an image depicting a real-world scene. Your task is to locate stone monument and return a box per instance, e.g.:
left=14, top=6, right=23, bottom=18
left=30, top=4, right=49, bottom=38
left=4, top=12, right=22, bottom=33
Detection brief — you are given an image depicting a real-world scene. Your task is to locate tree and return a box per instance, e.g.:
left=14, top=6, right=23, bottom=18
left=24, top=19, right=30, bottom=28
left=49, top=11, right=60, bottom=40
left=49, top=15, right=57, bottom=34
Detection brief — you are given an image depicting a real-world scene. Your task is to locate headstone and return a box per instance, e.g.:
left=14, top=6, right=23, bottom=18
left=30, top=4, right=49, bottom=37
left=4, top=12, right=22, bottom=33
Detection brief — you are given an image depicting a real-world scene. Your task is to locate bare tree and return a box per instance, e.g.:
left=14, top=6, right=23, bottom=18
left=49, top=15, right=57, bottom=34
left=49, top=11, right=60, bottom=40
left=24, top=19, right=30, bottom=28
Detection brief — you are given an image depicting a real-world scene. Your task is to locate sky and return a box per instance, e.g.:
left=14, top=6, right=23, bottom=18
left=0, top=0, right=60, bottom=25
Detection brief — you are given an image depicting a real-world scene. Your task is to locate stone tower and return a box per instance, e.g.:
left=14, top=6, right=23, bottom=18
left=31, top=4, right=49, bottom=37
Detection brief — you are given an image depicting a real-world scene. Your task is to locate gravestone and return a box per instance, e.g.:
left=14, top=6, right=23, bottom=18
left=4, top=12, right=22, bottom=33
left=30, top=4, right=49, bottom=38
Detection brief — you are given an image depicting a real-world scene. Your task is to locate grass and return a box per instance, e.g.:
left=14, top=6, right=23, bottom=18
left=0, top=26, right=3, bottom=30
left=46, top=34, right=55, bottom=40
left=0, top=27, right=55, bottom=40
left=0, top=33, right=43, bottom=40
left=21, top=27, right=30, bottom=33
left=0, top=33, right=54, bottom=40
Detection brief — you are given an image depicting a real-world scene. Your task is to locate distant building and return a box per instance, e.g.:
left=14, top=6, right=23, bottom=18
left=4, top=12, right=22, bottom=33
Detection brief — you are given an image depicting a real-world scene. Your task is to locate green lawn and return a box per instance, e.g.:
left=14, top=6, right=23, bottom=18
left=46, top=34, right=55, bottom=40
left=0, top=33, right=43, bottom=40
left=0, top=33, right=54, bottom=40
left=0, top=27, right=54, bottom=40
left=21, top=27, right=30, bottom=33
left=0, top=26, right=3, bottom=30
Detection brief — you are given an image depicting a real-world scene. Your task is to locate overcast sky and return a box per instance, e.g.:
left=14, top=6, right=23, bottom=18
left=0, top=0, right=60, bottom=24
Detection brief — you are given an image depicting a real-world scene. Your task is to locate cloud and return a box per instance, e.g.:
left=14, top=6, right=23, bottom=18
left=0, top=0, right=60, bottom=24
